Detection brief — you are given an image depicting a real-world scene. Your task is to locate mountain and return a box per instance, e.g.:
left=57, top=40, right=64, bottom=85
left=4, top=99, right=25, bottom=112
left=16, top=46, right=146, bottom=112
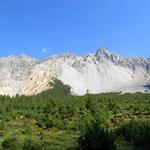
left=0, top=49, right=149, bottom=96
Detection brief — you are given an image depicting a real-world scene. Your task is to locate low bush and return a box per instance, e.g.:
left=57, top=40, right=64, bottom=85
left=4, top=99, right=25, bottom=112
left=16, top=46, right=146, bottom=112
left=77, top=122, right=116, bottom=150
left=2, top=137, right=18, bottom=150
left=117, top=121, right=150, bottom=150
left=23, top=139, right=42, bottom=150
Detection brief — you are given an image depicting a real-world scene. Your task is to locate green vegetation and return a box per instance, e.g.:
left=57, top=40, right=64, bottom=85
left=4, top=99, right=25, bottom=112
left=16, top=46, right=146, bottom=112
left=0, top=80, right=150, bottom=149
left=117, top=120, right=150, bottom=150
left=77, top=122, right=116, bottom=150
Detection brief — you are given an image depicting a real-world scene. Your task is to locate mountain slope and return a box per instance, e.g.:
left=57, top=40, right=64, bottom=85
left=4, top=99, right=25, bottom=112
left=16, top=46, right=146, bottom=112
left=0, top=49, right=149, bottom=96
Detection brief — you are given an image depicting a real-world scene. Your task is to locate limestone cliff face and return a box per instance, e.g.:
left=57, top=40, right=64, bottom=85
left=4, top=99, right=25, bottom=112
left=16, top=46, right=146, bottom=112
left=21, top=58, right=57, bottom=95
left=0, top=49, right=149, bottom=96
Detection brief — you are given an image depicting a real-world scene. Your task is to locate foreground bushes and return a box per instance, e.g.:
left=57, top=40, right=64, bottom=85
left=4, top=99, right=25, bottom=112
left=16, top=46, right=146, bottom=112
left=23, top=139, right=42, bottom=150
left=0, top=86, right=150, bottom=150
left=118, top=120, right=150, bottom=150
left=77, top=122, right=116, bottom=150
left=77, top=120, right=150, bottom=150
left=2, top=137, right=18, bottom=150
left=2, top=138, right=49, bottom=150
left=3, top=121, right=150, bottom=150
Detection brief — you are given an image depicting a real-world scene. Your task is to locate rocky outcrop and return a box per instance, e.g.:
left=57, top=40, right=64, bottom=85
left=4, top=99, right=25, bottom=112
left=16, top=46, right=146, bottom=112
left=0, top=49, right=149, bottom=96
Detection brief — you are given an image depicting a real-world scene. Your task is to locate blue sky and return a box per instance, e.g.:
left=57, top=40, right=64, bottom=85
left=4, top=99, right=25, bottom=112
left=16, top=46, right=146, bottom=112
left=0, top=0, right=150, bottom=58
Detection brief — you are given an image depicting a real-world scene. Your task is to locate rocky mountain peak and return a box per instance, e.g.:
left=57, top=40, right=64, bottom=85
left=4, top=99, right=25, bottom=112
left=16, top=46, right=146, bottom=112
left=0, top=49, right=149, bottom=96
left=95, top=48, right=120, bottom=62
left=18, top=54, right=36, bottom=61
left=59, top=52, right=77, bottom=58
left=95, top=48, right=109, bottom=56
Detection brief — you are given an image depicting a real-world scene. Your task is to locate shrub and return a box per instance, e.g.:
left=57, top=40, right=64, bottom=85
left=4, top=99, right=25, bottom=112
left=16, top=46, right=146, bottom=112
left=77, top=113, right=94, bottom=131
left=108, top=100, right=120, bottom=114
left=117, top=121, right=150, bottom=150
left=24, top=125, right=33, bottom=136
left=2, top=137, right=18, bottom=150
left=77, top=122, right=116, bottom=150
left=0, top=117, right=6, bottom=130
left=23, top=139, right=42, bottom=150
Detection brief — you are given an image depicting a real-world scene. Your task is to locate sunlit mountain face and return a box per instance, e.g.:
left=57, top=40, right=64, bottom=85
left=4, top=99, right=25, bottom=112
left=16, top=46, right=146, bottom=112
left=0, top=48, right=149, bottom=96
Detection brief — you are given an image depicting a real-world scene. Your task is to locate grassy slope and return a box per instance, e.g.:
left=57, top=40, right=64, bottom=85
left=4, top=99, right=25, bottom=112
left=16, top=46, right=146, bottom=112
left=0, top=118, right=79, bottom=150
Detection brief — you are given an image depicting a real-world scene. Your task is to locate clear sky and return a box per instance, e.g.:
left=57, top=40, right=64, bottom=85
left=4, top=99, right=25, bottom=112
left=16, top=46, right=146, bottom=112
left=0, top=0, right=150, bottom=58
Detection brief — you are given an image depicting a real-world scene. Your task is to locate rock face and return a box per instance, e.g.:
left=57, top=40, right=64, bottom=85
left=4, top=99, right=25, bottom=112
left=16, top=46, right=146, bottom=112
left=0, top=49, right=150, bottom=96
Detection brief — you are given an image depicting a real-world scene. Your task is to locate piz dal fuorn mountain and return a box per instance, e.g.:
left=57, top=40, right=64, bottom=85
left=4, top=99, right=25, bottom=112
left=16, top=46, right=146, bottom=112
left=0, top=49, right=150, bottom=96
